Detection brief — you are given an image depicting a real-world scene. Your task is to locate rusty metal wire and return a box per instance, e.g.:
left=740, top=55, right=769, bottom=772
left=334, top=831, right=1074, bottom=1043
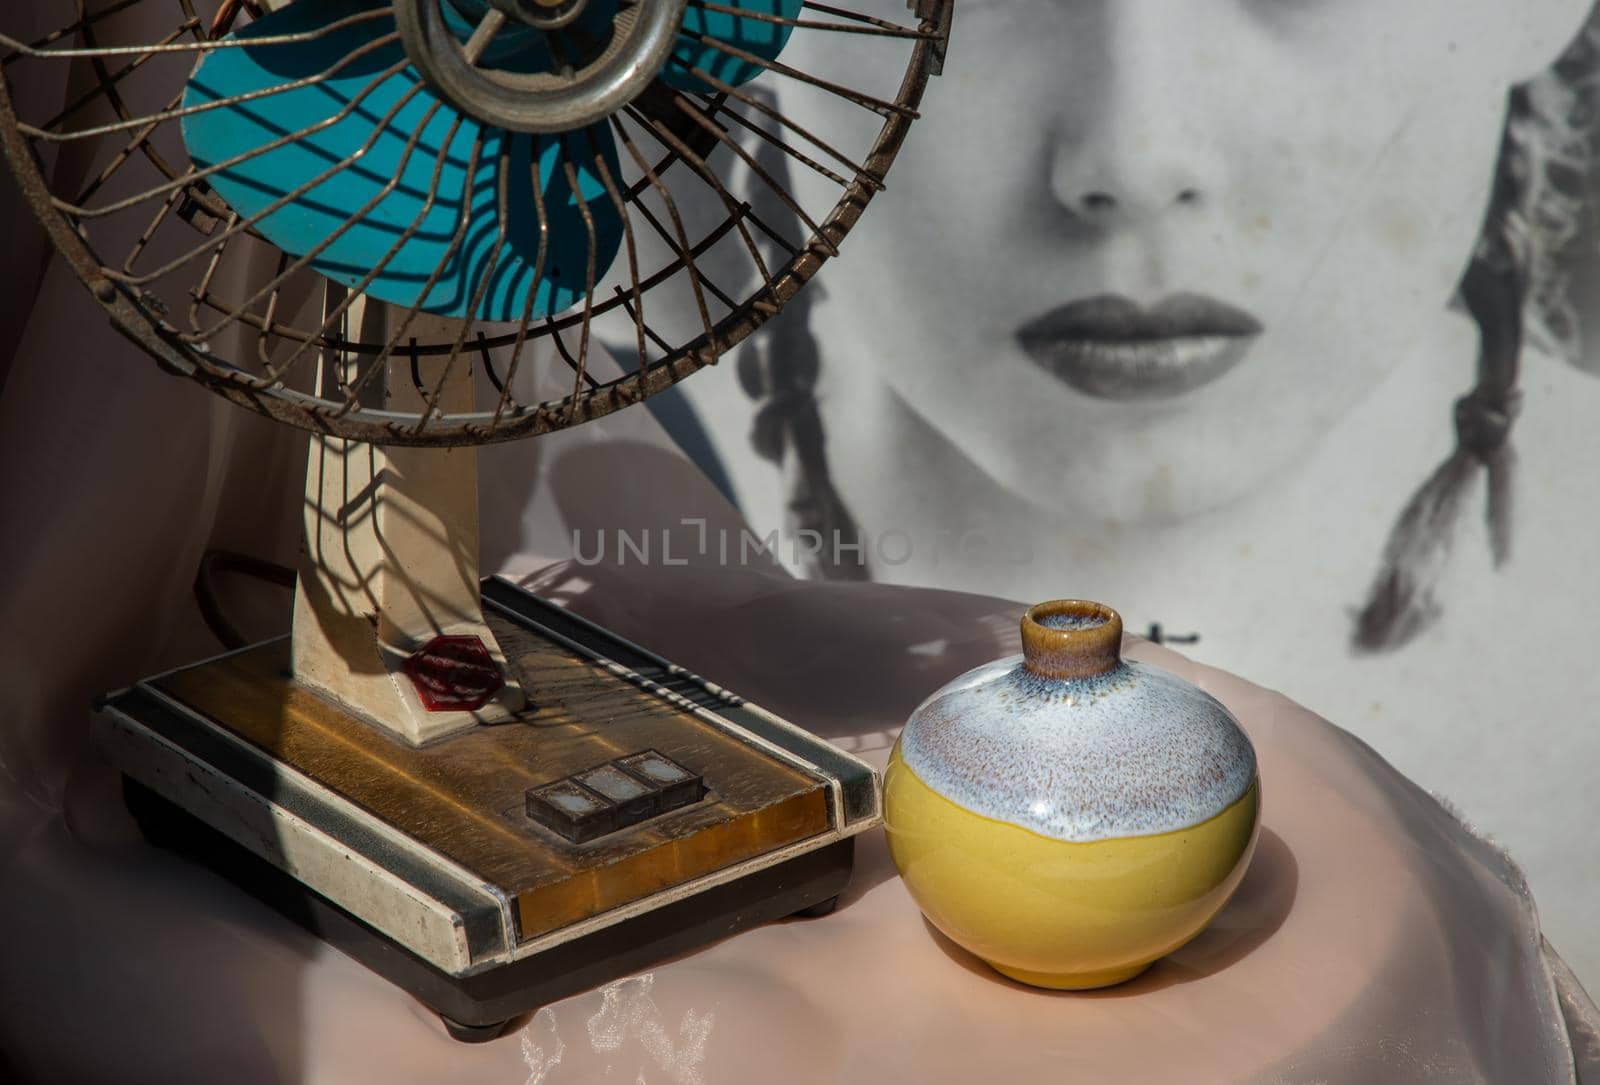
left=0, top=0, right=950, bottom=446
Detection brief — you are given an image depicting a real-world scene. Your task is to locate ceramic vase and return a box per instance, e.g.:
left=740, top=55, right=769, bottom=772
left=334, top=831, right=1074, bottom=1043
left=884, top=600, right=1260, bottom=990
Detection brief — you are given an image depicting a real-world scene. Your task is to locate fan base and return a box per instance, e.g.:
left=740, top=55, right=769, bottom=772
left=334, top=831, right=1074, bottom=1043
left=95, top=577, right=877, bottom=1035
left=122, top=777, right=853, bottom=1039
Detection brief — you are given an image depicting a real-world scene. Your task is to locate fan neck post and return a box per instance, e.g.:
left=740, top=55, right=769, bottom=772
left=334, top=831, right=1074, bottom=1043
left=290, top=296, right=527, bottom=745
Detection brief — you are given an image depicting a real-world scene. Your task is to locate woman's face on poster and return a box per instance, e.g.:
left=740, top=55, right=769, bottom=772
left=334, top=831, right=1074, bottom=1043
left=817, top=0, right=1590, bottom=523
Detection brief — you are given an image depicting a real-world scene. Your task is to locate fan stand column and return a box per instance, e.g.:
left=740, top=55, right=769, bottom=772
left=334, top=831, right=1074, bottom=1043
left=290, top=292, right=527, bottom=746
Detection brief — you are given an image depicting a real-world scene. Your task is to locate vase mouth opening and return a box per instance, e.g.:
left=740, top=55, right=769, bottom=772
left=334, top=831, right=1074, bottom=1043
left=1021, top=600, right=1123, bottom=679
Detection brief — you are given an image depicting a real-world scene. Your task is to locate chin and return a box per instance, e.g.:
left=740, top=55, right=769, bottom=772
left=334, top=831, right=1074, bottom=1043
left=1009, top=450, right=1284, bottom=528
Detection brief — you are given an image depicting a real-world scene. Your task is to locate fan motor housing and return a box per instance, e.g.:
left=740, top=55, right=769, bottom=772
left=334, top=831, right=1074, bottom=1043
left=488, top=0, right=589, bottom=32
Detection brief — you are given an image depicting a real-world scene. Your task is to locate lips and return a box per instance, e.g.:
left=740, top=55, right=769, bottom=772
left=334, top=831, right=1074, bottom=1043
left=1016, top=293, right=1264, bottom=401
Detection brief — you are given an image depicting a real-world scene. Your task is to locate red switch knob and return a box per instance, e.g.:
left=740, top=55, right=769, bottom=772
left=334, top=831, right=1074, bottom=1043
left=401, top=635, right=505, bottom=711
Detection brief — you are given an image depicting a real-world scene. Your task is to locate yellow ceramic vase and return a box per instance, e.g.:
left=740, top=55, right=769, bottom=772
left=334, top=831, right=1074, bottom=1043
left=884, top=600, right=1260, bottom=990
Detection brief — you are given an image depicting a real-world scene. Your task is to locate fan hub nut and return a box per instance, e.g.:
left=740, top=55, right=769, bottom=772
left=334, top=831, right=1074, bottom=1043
left=396, top=0, right=687, bottom=133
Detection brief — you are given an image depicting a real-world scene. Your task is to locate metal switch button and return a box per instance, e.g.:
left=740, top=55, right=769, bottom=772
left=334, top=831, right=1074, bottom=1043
left=524, top=749, right=707, bottom=844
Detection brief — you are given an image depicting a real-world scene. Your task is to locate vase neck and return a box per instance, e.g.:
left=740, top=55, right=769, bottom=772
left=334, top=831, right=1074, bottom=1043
left=1020, top=600, right=1123, bottom=679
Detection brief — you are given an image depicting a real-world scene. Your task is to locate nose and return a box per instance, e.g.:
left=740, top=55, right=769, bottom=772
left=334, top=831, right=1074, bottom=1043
left=1062, top=186, right=1205, bottom=223
left=1046, top=2, right=1222, bottom=228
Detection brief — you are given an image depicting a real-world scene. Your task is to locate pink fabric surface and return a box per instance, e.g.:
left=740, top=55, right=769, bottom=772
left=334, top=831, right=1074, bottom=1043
left=0, top=239, right=1596, bottom=1085
left=4, top=518, right=1600, bottom=1081
left=0, top=255, right=1596, bottom=1082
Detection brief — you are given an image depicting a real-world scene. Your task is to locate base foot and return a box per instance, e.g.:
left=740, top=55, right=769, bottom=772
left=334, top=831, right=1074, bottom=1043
left=792, top=895, right=839, bottom=919
left=441, top=1015, right=510, bottom=1043
left=121, top=778, right=855, bottom=1027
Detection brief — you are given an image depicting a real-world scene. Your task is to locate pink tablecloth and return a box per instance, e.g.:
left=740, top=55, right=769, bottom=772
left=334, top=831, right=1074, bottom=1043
left=0, top=170, right=1596, bottom=1078
left=2, top=552, right=1598, bottom=1082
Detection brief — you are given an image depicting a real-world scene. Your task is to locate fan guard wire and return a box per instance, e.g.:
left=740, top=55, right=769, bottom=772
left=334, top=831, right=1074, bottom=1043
left=0, top=0, right=949, bottom=446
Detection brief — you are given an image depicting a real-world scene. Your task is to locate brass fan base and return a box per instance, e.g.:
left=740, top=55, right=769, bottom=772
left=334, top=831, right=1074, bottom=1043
left=96, top=578, right=878, bottom=1036
left=122, top=778, right=853, bottom=1039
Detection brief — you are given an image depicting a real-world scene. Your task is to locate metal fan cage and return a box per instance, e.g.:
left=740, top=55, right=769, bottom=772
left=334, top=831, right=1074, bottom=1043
left=0, top=0, right=949, bottom=445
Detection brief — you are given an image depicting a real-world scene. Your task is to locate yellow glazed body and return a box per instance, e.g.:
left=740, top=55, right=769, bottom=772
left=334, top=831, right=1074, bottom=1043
left=885, top=742, right=1261, bottom=989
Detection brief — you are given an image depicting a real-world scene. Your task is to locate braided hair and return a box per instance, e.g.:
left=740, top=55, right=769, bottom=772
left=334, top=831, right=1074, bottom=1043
left=737, top=282, right=869, bottom=581
left=1356, top=17, right=1600, bottom=650
left=1350, top=105, right=1529, bottom=651
left=732, top=88, right=868, bottom=582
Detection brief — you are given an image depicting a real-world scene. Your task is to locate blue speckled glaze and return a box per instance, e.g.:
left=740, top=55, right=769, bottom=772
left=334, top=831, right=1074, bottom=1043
left=1035, top=613, right=1108, bottom=631
left=899, top=656, right=1257, bottom=842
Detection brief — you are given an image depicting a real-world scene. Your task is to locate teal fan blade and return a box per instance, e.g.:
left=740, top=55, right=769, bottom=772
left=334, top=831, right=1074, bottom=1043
left=664, top=0, right=804, bottom=93
left=182, top=0, right=806, bottom=322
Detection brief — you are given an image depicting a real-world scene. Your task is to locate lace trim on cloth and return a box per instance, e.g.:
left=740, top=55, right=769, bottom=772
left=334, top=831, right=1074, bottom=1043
left=1429, top=789, right=1593, bottom=1084
left=1546, top=939, right=1600, bottom=1084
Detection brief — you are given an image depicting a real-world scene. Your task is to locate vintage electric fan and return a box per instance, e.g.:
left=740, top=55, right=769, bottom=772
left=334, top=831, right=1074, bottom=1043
left=0, top=0, right=948, bottom=1039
